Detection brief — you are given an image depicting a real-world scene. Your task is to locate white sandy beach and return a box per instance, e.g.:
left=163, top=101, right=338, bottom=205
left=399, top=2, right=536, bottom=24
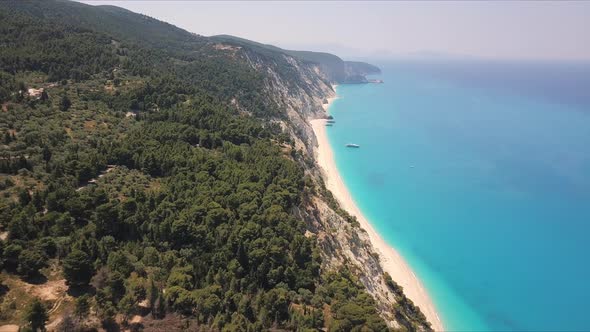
left=312, top=95, right=444, bottom=331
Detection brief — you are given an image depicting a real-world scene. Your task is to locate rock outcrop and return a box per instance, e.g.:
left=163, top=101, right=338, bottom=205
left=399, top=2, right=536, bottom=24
left=230, top=45, right=432, bottom=330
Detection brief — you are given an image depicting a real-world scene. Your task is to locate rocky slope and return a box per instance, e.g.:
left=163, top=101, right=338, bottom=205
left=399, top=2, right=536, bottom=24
left=212, top=34, right=381, bottom=84
left=238, top=46, right=332, bottom=155
left=222, top=42, right=433, bottom=330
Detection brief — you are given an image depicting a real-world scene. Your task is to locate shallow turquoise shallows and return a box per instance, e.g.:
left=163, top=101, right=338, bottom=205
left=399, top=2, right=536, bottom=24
left=326, top=60, right=590, bottom=331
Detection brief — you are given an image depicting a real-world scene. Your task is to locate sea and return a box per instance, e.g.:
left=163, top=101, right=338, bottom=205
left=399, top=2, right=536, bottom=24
left=326, top=59, right=590, bottom=331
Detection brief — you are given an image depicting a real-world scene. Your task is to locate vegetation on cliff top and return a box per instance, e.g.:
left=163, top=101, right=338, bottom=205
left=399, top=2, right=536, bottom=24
left=211, top=34, right=381, bottom=83
left=0, top=1, right=414, bottom=331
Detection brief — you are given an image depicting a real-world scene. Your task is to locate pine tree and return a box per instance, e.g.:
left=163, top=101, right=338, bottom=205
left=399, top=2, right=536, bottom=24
left=59, top=94, right=71, bottom=112
left=3, top=131, right=12, bottom=144
left=24, top=298, right=48, bottom=332
left=42, top=145, right=52, bottom=165
left=40, top=90, right=49, bottom=102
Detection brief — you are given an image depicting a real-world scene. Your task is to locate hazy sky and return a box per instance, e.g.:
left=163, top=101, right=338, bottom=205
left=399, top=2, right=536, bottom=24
left=81, top=1, right=590, bottom=61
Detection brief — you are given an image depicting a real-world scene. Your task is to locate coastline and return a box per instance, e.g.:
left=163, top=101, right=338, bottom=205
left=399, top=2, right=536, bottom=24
left=311, top=90, right=444, bottom=331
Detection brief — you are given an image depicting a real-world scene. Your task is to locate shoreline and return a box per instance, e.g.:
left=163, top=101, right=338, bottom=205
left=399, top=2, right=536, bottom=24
left=323, top=84, right=339, bottom=111
left=311, top=90, right=444, bottom=331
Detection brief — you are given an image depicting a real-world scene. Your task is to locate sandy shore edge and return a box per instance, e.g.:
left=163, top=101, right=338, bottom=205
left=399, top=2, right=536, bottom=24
left=311, top=91, right=444, bottom=331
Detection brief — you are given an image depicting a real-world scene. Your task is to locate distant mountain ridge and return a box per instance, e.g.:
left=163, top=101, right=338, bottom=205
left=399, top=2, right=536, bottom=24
left=4, top=0, right=380, bottom=84
left=211, top=34, right=381, bottom=83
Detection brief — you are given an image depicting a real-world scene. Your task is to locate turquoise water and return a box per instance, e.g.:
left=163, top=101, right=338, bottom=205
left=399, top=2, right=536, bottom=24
left=326, top=60, right=590, bottom=331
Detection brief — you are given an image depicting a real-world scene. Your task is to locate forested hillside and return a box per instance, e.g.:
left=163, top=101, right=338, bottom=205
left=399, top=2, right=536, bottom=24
left=0, top=1, right=430, bottom=331
left=211, top=35, right=381, bottom=83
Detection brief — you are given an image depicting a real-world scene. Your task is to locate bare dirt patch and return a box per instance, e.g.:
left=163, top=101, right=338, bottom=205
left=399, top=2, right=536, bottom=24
left=32, top=279, right=67, bottom=301
left=323, top=304, right=333, bottom=329
left=0, top=273, right=71, bottom=328
left=213, top=43, right=241, bottom=52
left=130, top=315, right=142, bottom=324
left=84, top=120, right=97, bottom=130
left=0, top=325, right=19, bottom=332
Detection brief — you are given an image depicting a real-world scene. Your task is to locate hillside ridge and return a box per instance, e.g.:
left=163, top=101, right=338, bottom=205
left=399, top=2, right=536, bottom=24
left=212, top=34, right=381, bottom=83
left=0, top=1, right=430, bottom=331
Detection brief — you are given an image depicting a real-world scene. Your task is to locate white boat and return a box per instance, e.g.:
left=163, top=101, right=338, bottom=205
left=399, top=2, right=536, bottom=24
left=346, top=143, right=360, bottom=148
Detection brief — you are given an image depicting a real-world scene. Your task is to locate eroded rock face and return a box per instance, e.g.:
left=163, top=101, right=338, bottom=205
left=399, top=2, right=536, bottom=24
left=224, top=45, right=433, bottom=330
left=234, top=50, right=431, bottom=330
left=240, top=48, right=333, bottom=154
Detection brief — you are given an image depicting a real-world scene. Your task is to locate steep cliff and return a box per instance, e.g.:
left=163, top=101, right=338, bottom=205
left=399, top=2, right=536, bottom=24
left=212, top=34, right=381, bottom=84
left=235, top=49, right=329, bottom=156
left=219, top=42, right=433, bottom=330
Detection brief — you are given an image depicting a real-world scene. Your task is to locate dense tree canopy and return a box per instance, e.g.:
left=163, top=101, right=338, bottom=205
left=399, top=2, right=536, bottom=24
left=0, top=1, right=431, bottom=331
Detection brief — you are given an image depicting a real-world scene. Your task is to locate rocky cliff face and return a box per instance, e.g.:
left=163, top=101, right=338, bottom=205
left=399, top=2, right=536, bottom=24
left=342, top=61, right=382, bottom=83
left=211, top=34, right=381, bottom=85
left=239, top=47, right=332, bottom=155
left=231, top=44, right=433, bottom=331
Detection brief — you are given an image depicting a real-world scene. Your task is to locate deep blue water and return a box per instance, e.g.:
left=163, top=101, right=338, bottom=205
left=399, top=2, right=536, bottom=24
left=327, top=60, right=590, bottom=331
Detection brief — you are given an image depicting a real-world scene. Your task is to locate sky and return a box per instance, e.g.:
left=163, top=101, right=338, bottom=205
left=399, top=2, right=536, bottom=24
left=80, top=1, right=590, bottom=61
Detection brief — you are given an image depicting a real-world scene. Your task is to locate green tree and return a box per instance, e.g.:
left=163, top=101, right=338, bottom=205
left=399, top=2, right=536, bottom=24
left=63, top=249, right=93, bottom=288
left=42, top=145, right=52, bottom=165
left=23, top=298, right=48, bottom=332
left=3, top=131, right=12, bottom=144
left=74, top=294, right=91, bottom=319
left=18, top=189, right=31, bottom=206
left=17, top=249, right=47, bottom=278
left=40, top=90, right=49, bottom=102
left=152, top=288, right=166, bottom=319
left=0, top=242, right=4, bottom=270
left=59, top=94, right=71, bottom=112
